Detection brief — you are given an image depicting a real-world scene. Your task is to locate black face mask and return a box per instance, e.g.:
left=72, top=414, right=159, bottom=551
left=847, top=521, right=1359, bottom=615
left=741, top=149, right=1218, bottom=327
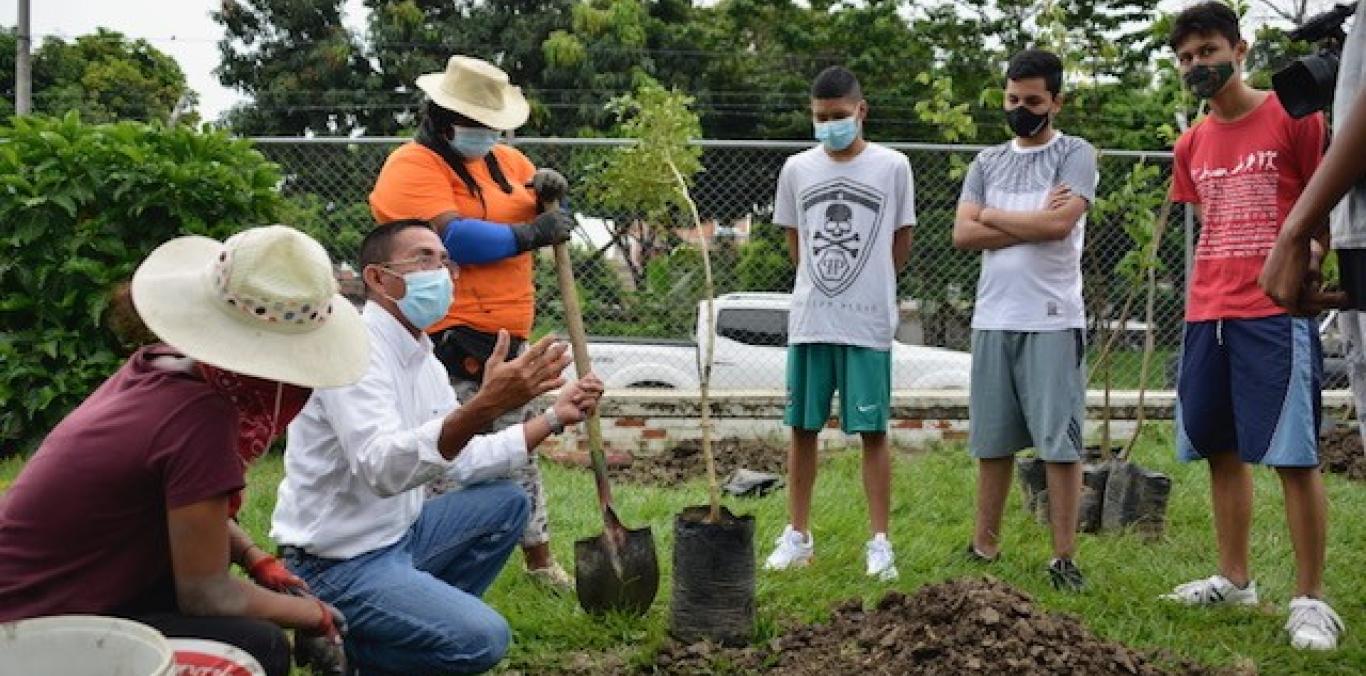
left=1183, top=62, right=1235, bottom=99
left=1006, top=105, right=1051, bottom=138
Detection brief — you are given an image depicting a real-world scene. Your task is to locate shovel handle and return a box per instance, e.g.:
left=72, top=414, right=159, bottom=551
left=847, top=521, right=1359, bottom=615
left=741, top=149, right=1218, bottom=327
left=550, top=237, right=614, bottom=511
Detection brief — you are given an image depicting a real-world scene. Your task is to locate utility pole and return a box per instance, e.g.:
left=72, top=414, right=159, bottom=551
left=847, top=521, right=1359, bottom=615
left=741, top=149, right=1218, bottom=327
left=16, top=0, right=32, bottom=115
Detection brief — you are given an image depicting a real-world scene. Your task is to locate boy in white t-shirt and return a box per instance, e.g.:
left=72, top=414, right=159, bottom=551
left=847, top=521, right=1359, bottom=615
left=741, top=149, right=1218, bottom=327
left=953, top=49, right=1097, bottom=592
left=764, top=66, right=916, bottom=581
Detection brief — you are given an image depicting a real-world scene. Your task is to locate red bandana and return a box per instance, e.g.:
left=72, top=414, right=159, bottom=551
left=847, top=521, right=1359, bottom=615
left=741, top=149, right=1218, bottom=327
left=197, top=363, right=312, bottom=515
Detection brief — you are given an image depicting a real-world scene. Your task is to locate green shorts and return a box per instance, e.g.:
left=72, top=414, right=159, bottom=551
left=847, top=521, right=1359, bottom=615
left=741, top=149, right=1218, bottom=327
left=785, top=343, right=891, bottom=434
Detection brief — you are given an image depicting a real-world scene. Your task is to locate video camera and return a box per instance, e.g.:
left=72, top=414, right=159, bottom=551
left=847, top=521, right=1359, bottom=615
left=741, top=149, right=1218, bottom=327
left=1272, top=2, right=1358, bottom=118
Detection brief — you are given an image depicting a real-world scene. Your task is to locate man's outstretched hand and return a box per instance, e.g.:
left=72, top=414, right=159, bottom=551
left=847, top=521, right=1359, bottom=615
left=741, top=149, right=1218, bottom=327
left=479, top=331, right=572, bottom=413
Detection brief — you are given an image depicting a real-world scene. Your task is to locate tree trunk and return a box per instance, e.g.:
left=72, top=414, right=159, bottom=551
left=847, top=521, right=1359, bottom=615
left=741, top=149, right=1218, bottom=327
left=668, top=156, right=720, bottom=522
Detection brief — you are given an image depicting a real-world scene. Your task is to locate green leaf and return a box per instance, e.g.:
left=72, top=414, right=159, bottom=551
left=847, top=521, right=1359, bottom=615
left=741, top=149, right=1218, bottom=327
left=52, top=194, right=78, bottom=217
left=1, top=113, right=279, bottom=449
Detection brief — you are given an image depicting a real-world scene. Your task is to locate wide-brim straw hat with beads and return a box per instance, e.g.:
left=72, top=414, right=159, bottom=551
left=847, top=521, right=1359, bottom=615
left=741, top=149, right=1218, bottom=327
left=131, top=225, right=369, bottom=388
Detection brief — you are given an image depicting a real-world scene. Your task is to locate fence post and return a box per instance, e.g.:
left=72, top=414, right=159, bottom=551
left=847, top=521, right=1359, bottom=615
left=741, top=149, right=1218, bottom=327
left=15, top=0, right=32, bottom=116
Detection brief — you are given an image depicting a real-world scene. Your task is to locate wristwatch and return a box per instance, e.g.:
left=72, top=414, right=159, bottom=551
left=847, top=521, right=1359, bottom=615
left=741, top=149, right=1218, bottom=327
left=543, top=406, right=565, bottom=435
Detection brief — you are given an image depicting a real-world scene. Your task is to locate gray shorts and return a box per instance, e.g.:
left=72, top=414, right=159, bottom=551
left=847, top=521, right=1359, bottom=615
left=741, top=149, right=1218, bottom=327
left=968, top=329, right=1085, bottom=463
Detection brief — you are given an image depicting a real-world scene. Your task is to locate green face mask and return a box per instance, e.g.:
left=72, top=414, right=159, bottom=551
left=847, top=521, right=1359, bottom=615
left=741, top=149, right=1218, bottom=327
left=1183, top=61, right=1236, bottom=99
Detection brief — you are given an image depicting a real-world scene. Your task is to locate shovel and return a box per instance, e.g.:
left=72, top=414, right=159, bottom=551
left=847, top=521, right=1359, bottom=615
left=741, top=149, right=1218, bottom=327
left=549, top=221, right=659, bottom=617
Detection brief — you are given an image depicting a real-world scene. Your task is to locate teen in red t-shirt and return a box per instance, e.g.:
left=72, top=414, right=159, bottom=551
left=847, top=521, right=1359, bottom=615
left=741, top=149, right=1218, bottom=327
left=1158, top=3, right=1343, bottom=651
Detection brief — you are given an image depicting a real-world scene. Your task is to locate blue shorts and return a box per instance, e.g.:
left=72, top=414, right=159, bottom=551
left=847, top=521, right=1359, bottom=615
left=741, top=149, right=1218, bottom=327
left=1175, top=316, right=1321, bottom=467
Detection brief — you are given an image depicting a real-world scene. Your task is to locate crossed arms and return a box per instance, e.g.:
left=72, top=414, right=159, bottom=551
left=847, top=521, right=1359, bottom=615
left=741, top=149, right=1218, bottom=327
left=952, top=185, right=1090, bottom=251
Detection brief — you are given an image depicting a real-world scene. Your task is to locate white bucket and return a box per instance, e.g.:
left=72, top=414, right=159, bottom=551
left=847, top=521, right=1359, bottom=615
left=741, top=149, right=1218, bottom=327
left=0, top=615, right=174, bottom=676
left=169, top=638, right=267, bottom=676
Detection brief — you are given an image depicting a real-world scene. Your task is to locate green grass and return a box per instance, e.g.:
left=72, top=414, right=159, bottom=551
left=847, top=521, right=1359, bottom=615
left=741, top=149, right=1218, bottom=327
left=1088, top=347, right=1177, bottom=390
left=4, top=424, right=1364, bottom=674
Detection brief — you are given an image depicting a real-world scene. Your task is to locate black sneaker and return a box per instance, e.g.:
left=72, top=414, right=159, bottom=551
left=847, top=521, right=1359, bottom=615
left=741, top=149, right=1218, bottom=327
left=964, top=543, right=999, bottom=563
left=1048, top=558, right=1085, bottom=592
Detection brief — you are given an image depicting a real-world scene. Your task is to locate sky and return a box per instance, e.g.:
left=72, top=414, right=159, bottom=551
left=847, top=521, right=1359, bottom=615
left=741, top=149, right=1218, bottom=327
left=0, top=0, right=1320, bottom=124
left=0, top=0, right=368, bottom=121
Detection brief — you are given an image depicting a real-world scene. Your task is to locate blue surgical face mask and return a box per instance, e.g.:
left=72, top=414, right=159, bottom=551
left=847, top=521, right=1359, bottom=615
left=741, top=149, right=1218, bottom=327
left=450, top=126, right=500, bottom=159
left=813, top=117, right=860, bottom=151
left=390, top=268, right=453, bottom=330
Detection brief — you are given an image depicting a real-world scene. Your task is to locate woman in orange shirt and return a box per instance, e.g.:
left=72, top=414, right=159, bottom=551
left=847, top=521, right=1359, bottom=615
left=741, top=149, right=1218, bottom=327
left=370, top=55, right=576, bottom=587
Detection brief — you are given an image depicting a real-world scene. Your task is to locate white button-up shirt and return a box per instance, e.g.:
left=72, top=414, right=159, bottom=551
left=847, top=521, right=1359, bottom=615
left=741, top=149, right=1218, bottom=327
left=271, top=302, right=528, bottom=559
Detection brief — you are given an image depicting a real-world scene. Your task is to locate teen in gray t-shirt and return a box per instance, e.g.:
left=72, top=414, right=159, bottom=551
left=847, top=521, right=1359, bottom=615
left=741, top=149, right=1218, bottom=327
left=960, top=134, right=1098, bottom=331
left=764, top=66, right=915, bottom=585
left=774, top=142, right=916, bottom=349
left=953, top=49, right=1096, bottom=593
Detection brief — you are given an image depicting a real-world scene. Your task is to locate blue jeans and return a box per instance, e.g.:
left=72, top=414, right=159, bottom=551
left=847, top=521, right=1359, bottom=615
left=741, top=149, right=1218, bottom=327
left=283, top=481, right=530, bottom=675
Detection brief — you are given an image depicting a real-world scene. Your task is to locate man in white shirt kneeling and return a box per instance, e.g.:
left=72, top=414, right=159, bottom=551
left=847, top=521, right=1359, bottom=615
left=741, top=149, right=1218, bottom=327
left=270, top=220, right=603, bottom=675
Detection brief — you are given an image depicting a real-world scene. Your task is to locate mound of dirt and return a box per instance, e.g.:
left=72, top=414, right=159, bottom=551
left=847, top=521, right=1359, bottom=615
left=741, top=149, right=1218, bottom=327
left=608, top=438, right=787, bottom=487
left=1319, top=426, right=1366, bottom=482
left=653, top=578, right=1217, bottom=675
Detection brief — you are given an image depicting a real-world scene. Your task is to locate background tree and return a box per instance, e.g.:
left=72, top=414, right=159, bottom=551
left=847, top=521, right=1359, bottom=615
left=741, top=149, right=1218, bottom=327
left=0, top=28, right=196, bottom=124
left=365, top=0, right=575, bottom=134
left=213, top=0, right=1204, bottom=152
left=0, top=114, right=281, bottom=451
left=1255, top=0, right=1336, bottom=25
left=214, top=0, right=375, bottom=135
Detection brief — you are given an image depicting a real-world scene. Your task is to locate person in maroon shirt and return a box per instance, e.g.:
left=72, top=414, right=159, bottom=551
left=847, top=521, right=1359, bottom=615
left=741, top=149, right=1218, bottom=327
left=0, top=225, right=370, bottom=675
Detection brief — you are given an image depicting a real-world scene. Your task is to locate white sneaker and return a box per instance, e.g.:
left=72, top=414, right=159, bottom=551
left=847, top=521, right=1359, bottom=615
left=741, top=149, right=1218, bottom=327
left=1160, top=575, right=1258, bottom=606
left=865, top=533, right=899, bottom=581
left=526, top=562, right=574, bottom=592
left=764, top=525, right=814, bottom=571
left=1286, top=597, right=1344, bottom=651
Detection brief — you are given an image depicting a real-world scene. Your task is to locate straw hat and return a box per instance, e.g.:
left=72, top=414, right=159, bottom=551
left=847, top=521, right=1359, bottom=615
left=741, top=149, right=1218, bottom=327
left=131, top=225, right=369, bottom=389
left=416, top=55, right=530, bottom=131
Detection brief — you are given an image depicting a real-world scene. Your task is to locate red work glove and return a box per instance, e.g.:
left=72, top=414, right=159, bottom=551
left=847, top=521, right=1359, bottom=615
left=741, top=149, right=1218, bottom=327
left=313, top=597, right=347, bottom=640
left=294, top=597, right=349, bottom=676
left=248, top=555, right=309, bottom=594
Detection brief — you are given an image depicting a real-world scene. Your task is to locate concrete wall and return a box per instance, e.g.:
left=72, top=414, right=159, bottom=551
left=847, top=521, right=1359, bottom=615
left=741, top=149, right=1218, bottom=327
left=539, top=389, right=1355, bottom=457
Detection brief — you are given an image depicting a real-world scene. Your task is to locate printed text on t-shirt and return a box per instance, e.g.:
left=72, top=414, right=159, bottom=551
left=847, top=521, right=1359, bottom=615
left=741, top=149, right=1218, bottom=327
left=1193, top=150, right=1280, bottom=260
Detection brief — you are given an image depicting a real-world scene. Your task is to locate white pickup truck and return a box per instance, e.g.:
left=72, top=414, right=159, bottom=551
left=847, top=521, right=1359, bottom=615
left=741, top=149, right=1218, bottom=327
left=568, top=292, right=972, bottom=390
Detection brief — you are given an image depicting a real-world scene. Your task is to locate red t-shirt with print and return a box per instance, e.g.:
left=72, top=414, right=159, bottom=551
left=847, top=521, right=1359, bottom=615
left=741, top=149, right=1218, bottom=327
left=0, top=347, right=242, bottom=621
left=1171, top=93, right=1326, bottom=321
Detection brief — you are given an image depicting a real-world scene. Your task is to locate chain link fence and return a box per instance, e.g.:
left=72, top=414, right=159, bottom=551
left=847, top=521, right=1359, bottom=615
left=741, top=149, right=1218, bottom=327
left=253, top=137, right=1215, bottom=391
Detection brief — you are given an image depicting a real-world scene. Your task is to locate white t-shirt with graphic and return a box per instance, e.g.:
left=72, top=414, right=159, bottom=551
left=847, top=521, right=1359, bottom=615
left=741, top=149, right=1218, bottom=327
left=773, top=143, right=916, bottom=349
left=960, top=133, right=1098, bottom=331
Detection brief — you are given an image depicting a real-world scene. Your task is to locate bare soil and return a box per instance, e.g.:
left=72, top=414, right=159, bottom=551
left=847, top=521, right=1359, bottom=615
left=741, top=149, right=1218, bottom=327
left=650, top=578, right=1224, bottom=676
left=608, top=438, right=787, bottom=487
left=1320, top=425, right=1366, bottom=482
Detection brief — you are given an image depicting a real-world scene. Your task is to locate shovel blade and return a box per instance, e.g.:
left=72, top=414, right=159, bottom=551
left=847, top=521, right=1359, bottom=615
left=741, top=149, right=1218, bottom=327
left=573, top=525, right=659, bottom=616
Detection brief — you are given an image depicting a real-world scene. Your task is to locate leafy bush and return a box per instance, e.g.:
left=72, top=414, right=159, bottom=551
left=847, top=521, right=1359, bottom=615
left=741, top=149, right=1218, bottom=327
left=737, top=221, right=794, bottom=293
left=276, top=194, right=371, bottom=265
left=0, top=113, right=282, bottom=452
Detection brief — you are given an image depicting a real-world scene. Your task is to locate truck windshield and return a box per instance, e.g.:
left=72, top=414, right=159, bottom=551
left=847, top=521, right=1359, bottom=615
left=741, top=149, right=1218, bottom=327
left=715, top=308, right=788, bottom=347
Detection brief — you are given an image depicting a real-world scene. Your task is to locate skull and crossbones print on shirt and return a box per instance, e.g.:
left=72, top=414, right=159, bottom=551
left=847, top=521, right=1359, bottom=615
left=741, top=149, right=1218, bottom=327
left=799, top=178, right=887, bottom=297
